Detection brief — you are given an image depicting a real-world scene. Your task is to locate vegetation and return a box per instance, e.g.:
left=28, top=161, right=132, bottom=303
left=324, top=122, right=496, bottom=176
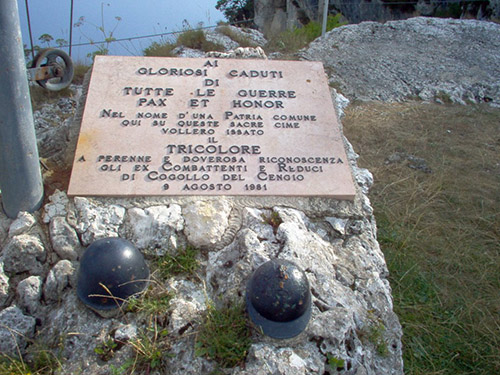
left=143, top=41, right=176, bottom=57
left=29, top=85, right=74, bottom=112
left=143, top=22, right=224, bottom=57
left=0, top=344, right=61, bottom=375
left=217, top=24, right=258, bottom=47
left=195, top=302, right=251, bottom=368
left=73, top=3, right=123, bottom=60
left=343, top=101, right=500, bottom=375
left=266, top=14, right=347, bottom=54
left=126, top=323, right=170, bottom=374
left=155, top=245, right=200, bottom=278
left=326, top=353, right=345, bottom=371
left=176, top=27, right=224, bottom=52
left=72, top=63, right=91, bottom=85
left=261, top=211, right=283, bottom=234
left=216, top=0, right=254, bottom=25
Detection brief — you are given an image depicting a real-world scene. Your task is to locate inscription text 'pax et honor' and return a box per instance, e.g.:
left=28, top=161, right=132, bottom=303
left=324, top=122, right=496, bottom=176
left=67, top=56, right=356, bottom=199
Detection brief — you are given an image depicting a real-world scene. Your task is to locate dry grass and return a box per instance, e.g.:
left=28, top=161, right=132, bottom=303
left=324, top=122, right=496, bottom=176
left=343, top=101, right=500, bottom=374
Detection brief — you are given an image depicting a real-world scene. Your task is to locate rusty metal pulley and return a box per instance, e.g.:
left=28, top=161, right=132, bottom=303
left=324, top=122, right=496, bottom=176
left=27, top=48, right=74, bottom=91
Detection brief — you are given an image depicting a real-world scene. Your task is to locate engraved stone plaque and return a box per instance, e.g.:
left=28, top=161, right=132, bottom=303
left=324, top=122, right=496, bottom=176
left=68, top=56, right=356, bottom=199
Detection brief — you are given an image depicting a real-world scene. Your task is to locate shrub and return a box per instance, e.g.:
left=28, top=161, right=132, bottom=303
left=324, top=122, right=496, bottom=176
left=143, top=26, right=224, bottom=56
left=267, top=14, right=347, bottom=53
left=217, top=25, right=257, bottom=47
left=176, top=28, right=225, bottom=52
left=143, top=41, right=176, bottom=57
left=72, top=63, right=90, bottom=85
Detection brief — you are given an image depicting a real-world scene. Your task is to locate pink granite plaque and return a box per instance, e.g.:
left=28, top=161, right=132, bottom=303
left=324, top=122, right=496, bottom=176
left=68, top=56, right=356, bottom=199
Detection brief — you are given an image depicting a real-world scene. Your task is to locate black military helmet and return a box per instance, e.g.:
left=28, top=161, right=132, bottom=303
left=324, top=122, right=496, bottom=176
left=77, top=237, right=149, bottom=311
left=246, top=259, right=311, bottom=339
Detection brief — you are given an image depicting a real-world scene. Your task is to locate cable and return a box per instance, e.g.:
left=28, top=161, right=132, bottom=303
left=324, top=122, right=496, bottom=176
left=28, top=0, right=488, bottom=54
left=24, top=0, right=35, bottom=61
left=56, top=19, right=255, bottom=49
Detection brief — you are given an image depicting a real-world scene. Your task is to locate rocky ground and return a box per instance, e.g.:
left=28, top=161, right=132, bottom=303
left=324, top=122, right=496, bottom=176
left=301, top=17, right=500, bottom=107
left=1, top=18, right=499, bottom=374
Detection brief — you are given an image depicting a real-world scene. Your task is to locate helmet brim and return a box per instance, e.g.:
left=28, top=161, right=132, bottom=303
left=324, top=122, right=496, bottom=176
left=246, top=290, right=312, bottom=339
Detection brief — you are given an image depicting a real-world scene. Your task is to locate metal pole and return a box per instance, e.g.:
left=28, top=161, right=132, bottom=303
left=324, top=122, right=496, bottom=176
left=321, top=0, right=329, bottom=37
left=24, top=0, right=35, bottom=61
left=0, top=0, right=44, bottom=219
left=69, top=0, right=74, bottom=56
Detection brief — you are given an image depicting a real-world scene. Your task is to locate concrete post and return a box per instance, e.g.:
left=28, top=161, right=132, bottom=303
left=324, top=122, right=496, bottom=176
left=0, top=0, right=44, bottom=218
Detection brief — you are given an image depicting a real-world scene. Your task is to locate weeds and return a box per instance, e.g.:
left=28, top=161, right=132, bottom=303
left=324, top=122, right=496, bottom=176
left=143, top=41, right=176, bottom=57
left=110, top=319, right=171, bottom=375
left=326, top=353, right=345, bottom=370
left=73, top=3, right=122, bottom=60
left=0, top=348, right=61, bottom=375
left=195, top=302, right=251, bottom=368
left=343, top=101, right=500, bottom=374
left=156, top=245, right=200, bottom=278
left=0, top=355, right=29, bottom=375
left=94, top=337, right=119, bottom=362
left=177, top=28, right=224, bottom=52
left=126, top=283, right=173, bottom=317
left=217, top=25, right=257, bottom=47
left=266, top=14, right=346, bottom=53
left=29, top=85, right=75, bottom=112
left=127, top=326, right=169, bottom=373
left=72, top=63, right=90, bottom=85
left=261, top=211, right=283, bottom=234
left=143, top=22, right=224, bottom=56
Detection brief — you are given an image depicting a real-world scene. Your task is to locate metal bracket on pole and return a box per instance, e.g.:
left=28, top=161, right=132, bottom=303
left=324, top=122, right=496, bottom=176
left=0, top=0, right=44, bottom=218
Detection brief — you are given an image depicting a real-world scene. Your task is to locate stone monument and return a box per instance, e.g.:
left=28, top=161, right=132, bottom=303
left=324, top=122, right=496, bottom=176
left=68, top=56, right=356, bottom=199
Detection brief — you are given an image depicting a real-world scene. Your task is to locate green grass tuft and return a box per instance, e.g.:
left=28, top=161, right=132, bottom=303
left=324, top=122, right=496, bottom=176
left=326, top=353, right=345, bottom=370
left=143, top=41, right=176, bottom=57
left=195, top=302, right=251, bottom=368
left=217, top=25, right=257, bottom=47
left=266, top=14, right=346, bottom=54
left=143, top=25, right=224, bottom=56
left=156, top=245, right=200, bottom=278
left=261, top=211, right=283, bottom=234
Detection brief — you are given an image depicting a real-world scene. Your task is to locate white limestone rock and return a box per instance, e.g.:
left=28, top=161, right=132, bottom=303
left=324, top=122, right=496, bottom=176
left=0, top=306, right=36, bottom=355
left=172, top=46, right=206, bottom=58
left=8, top=211, right=36, bottom=237
left=183, top=199, right=232, bottom=249
left=43, top=260, right=75, bottom=303
left=16, top=276, right=43, bottom=315
left=44, top=292, right=115, bottom=374
left=0, top=262, right=9, bottom=307
left=0, top=208, right=11, bottom=247
left=302, top=17, right=500, bottom=106
left=205, top=29, right=239, bottom=51
left=122, top=204, right=183, bottom=254
left=235, top=343, right=325, bottom=375
left=1, top=234, right=46, bottom=275
left=167, top=279, right=208, bottom=334
left=114, top=323, right=138, bottom=343
left=205, top=26, right=267, bottom=52
left=43, top=190, right=70, bottom=223
left=50, top=216, right=81, bottom=260
left=204, top=205, right=402, bottom=375
left=206, top=227, right=270, bottom=302
left=207, top=46, right=267, bottom=59
left=167, top=337, right=217, bottom=375
left=331, top=87, right=350, bottom=120
left=325, top=217, right=348, bottom=236
left=73, top=197, right=126, bottom=245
